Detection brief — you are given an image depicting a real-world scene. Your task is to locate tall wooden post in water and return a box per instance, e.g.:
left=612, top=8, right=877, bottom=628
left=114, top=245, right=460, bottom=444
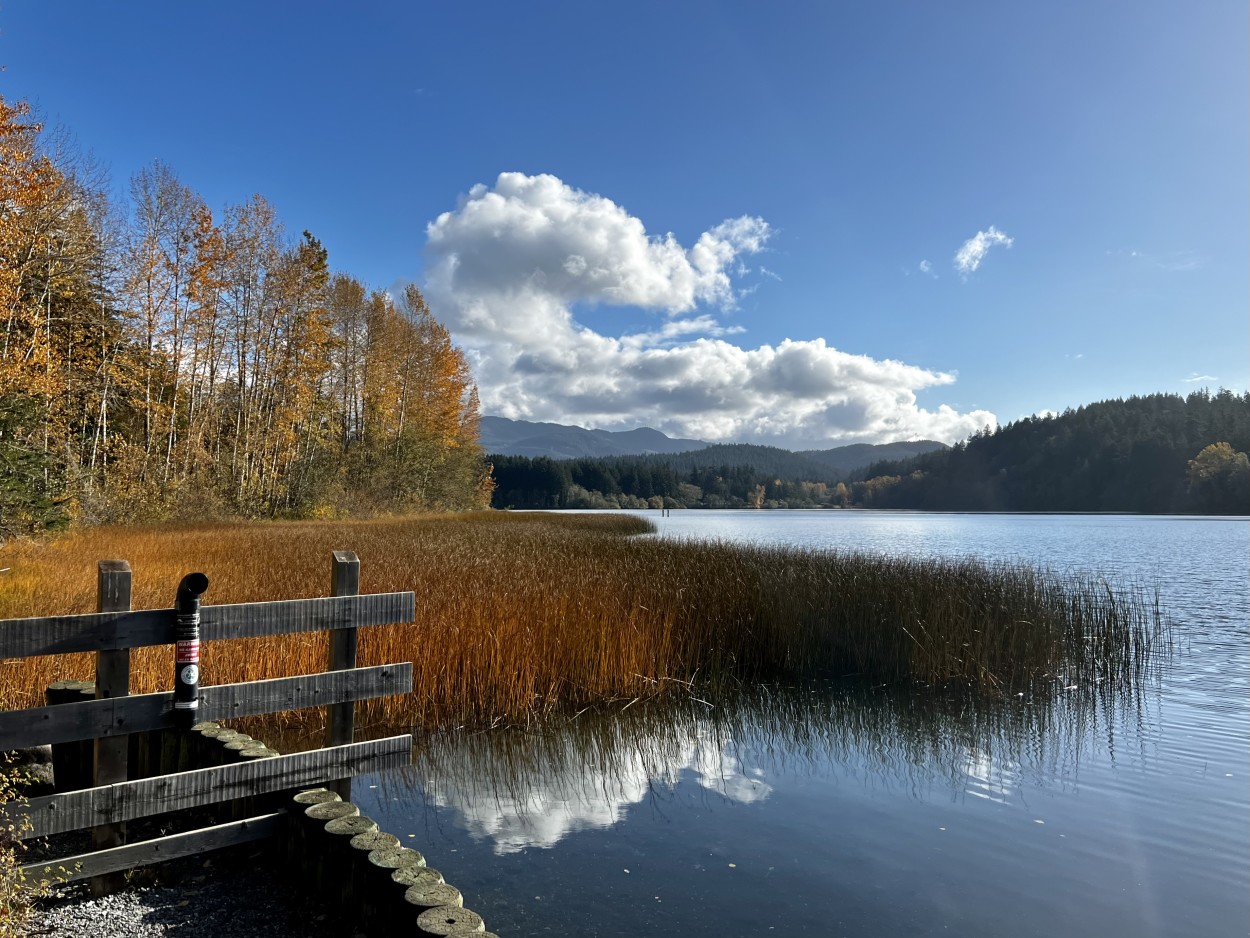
left=326, top=551, right=360, bottom=799
left=92, top=559, right=131, bottom=895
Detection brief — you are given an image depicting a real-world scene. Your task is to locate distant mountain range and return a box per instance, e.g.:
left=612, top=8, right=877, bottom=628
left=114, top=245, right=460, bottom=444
left=481, top=415, right=946, bottom=471
left=480, top=416, right=709, bottom=458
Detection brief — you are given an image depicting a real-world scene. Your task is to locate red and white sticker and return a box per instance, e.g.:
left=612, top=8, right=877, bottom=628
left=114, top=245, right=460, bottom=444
left=175, top=639, right=200, bottom=663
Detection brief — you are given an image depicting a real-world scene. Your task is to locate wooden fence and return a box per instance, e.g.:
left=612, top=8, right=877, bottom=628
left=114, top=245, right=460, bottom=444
left=0, top=552, right=416, bottom=892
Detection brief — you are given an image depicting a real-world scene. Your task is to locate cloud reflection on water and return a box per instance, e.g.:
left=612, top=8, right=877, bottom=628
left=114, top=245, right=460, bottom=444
left=419, top=727, right=772, bottom=854
left=380, top=677, right=1150, bottom=855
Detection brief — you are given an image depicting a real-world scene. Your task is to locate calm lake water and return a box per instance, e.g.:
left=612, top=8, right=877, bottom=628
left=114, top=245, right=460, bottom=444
left=356, top=512, right=1249, bottom=937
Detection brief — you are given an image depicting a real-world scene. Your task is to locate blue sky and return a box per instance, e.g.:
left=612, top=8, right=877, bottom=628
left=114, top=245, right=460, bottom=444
left=2, top=2, right=1245, bottom=446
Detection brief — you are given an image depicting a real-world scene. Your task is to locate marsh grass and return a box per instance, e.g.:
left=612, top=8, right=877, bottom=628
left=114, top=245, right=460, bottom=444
left=0, top=513, right=1166, bottom=738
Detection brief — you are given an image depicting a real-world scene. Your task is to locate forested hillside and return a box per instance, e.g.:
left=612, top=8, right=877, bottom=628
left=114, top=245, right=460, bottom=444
left=1, top=94, right=490, bottom=536
left=799, top=440, right=946, bottom=475
left=850, top=391, right=1249, bottom=514
left=612, top=443, right=843, bottom=481
left=490, top=392, right=1249, bottom=514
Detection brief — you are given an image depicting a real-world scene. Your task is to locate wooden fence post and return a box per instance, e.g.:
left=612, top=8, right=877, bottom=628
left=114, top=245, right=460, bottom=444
left=92, top=559, right=131, bottom=896
left=326, top=551, right=360, bottom=799
left=4, top=572, right=418, bottom=890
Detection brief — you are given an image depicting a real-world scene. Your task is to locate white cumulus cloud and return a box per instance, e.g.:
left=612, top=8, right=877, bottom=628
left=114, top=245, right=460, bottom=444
left=954, top=225, right=1013, bottom=276
left=424, top=172, right=996, bottom=447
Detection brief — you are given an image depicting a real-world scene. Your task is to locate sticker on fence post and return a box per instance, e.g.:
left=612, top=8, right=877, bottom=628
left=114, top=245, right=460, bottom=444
left=173, top=573, right=209, bottom=728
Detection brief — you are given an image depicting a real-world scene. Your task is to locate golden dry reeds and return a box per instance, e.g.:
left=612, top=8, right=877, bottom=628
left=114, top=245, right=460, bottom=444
left=0, top=513, right=1165, bottom=739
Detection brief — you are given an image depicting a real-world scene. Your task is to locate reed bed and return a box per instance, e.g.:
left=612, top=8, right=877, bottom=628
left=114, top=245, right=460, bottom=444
left=0, top=513, right=1165, bottom=737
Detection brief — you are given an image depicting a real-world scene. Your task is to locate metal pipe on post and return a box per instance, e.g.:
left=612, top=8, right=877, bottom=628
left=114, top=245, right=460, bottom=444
left=173, top=573, right=209, bottom=730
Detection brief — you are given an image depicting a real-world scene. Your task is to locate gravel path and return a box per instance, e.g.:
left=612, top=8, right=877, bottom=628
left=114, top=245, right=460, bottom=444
left=23, top=847, right=353, bottom=938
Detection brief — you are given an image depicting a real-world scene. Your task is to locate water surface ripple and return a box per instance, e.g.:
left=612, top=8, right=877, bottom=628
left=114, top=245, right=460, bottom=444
left=356, top=512, right=1248, bottom=937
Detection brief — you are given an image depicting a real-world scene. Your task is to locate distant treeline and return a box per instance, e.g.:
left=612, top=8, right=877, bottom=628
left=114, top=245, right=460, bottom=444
left=489, top=454, right=835, bottom=510
left=489, top=391, right=1250, bottom=514
left=593, top=440, right=944, bottom=481
left=489, top=440, right=945, bottom=509
left=1, top=92, right=491, bottom=537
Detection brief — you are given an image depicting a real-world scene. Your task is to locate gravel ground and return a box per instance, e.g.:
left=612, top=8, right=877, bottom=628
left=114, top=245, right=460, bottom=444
left=23, top=846, right=353, bottom=938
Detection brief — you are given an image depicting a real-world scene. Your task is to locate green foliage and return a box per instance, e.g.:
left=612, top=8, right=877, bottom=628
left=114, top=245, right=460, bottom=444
left=1187, top=442, right=1250, bottom=514
left=0, top=394, right=67, bottom=539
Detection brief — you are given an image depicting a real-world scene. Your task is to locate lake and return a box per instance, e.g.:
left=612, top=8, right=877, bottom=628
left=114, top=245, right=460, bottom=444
left=355, top=512, right=1249, bottom=937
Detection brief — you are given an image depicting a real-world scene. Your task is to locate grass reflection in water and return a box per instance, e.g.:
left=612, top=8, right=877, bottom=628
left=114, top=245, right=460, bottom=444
left=385, top=668, right=1159, bottom=854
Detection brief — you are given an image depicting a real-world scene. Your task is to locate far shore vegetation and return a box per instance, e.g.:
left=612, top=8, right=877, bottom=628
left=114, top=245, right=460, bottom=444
left=0, top=513, right=1166, bottom=740
left=490, top=391, right=1250, bottom=514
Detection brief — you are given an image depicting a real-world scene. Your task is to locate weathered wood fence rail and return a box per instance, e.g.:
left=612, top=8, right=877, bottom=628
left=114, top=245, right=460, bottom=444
left=0, top=552, right=415, bottom=891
